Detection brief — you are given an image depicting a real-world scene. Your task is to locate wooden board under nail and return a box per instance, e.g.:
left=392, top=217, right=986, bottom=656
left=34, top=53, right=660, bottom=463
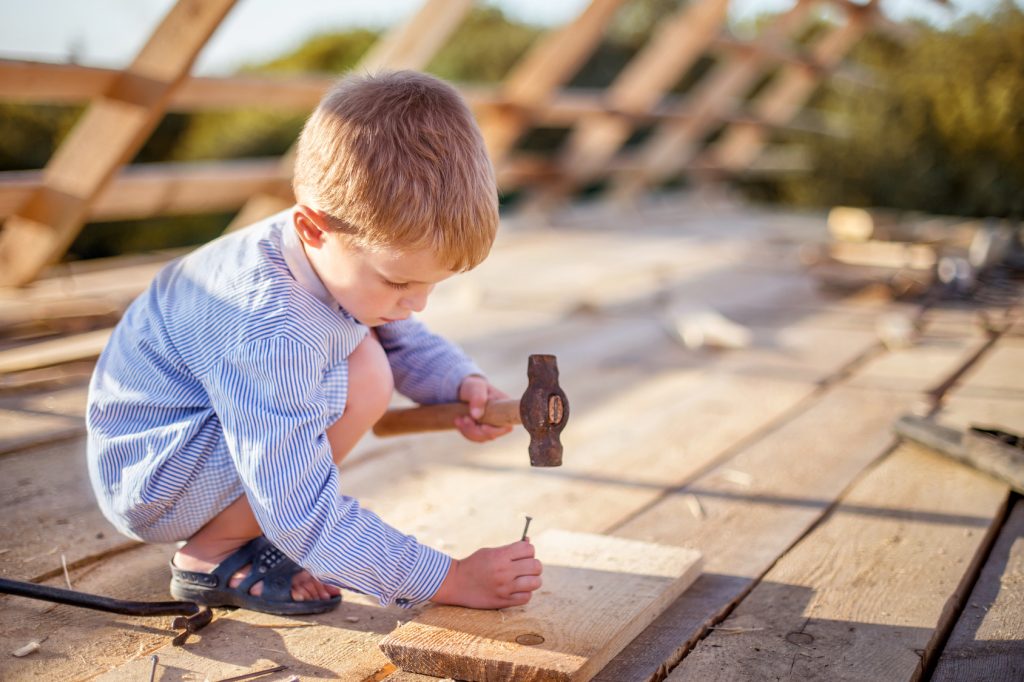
left=379, top=530, right=702, bottom=682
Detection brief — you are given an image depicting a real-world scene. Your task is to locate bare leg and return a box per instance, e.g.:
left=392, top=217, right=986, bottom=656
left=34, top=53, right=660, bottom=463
left=173, top=333, right=394, bottom=601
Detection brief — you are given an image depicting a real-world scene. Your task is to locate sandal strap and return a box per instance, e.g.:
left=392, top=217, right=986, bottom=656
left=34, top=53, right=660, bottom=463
left=234, top=538, right=301, bottom=602
left=171, top=536, right=302, bottom=603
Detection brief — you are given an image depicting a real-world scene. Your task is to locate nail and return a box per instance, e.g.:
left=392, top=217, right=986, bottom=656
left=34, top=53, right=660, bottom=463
left=149, top=655, right=158, bottom=682
left=521, top=515, right=533, bottom=541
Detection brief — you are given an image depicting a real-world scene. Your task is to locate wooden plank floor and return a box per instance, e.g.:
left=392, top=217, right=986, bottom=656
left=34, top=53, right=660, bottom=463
left=0, top=196, right=1020, bottom=681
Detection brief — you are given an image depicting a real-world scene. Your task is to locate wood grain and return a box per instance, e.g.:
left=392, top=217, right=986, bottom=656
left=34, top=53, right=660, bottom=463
left=932, top=500, right=1024, bottom=682
left=380, top=530, right=701, bottom=681
left=669, top=443, right=1008, bottom=681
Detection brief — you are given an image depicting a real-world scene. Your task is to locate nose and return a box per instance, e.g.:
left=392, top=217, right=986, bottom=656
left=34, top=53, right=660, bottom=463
left=401, top=286, right=432, bottom=313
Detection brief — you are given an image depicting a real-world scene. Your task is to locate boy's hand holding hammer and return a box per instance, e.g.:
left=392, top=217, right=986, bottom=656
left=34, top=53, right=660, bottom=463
left=454, top=375, right=515, bottom=442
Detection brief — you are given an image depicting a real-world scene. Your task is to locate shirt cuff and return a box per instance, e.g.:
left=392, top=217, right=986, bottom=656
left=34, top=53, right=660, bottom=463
left=441, top=360, right=485, bottom=403
left=389, top=543, right=453, bottom=608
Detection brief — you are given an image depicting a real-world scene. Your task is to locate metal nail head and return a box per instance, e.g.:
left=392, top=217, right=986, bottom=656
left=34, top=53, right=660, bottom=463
left=521, top=515, right=533, bottom=542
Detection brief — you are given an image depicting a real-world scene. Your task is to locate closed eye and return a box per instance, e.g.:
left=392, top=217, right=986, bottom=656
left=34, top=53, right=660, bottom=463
left=384, top=279, right=409, bottom=290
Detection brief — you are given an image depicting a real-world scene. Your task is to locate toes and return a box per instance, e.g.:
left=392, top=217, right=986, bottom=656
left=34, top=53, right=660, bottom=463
left=227, top=565, right=331, bottom=602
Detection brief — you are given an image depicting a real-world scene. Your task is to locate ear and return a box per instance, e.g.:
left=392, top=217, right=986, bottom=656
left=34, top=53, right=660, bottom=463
left=293, top=205, right=328, bottom=248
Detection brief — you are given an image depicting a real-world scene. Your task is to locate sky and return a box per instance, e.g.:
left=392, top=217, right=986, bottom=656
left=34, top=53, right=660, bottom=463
left=0, top=0, right=1013, bottom=76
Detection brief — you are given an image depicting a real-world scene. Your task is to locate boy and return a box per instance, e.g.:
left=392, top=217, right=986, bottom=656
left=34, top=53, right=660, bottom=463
left=86, top=70, right=543, bottom=616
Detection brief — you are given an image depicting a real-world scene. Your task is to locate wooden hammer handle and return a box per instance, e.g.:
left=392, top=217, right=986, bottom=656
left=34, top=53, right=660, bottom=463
left=372, top=398, right=521, bottom=437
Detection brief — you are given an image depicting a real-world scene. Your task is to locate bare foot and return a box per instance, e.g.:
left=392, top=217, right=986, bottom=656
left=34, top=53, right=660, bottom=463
left=174, top=542, right=341, bottom=602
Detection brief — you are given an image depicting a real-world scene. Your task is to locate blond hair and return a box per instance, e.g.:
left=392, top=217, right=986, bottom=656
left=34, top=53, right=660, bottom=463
left=293, top=70, right=499, bottom=271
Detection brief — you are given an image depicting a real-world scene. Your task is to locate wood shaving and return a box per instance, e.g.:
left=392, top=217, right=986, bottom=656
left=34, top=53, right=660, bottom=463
left=61, top=553, right=73, bottom=589
left=12, top=637, right=47, bottom=657
left=684, top=494, right=706, bottom=519
left=720, top=469, right=753, bottom=487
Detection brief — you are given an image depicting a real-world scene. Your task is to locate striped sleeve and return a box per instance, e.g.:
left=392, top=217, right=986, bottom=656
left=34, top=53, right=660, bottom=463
left=375, top=316, right=483, bottom=405
left=204, top=336, right=451, bottom=607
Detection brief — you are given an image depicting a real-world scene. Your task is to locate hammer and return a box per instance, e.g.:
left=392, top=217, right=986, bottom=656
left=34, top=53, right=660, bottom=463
left=372, top=354, right=568, bottom=466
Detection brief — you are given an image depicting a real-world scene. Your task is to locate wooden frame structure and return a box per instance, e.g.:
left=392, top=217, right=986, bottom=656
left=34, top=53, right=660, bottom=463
left=0, top=0, right=891, bottom=286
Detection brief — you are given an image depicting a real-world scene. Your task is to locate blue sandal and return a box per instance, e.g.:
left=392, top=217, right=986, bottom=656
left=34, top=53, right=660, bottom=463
left=170, top=536, right=341, bottom=615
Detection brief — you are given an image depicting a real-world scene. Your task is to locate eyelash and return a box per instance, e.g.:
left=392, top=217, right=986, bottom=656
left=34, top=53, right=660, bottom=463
left=384, top=279, right=409, bottom=291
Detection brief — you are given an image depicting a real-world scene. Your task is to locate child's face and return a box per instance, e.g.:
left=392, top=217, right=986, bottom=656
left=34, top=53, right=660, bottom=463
left=307, top=229, right=456, bottom=327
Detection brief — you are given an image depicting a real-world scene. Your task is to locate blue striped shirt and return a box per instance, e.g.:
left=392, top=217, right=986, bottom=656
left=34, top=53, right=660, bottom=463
left=86, top=208, right=481, bottom=607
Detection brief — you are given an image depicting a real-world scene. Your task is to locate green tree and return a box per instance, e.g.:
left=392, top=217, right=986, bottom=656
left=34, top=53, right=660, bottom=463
left=753, top=2, right=1024, bottom=217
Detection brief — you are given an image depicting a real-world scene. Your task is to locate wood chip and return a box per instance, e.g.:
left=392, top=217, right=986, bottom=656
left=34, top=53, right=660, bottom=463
left=61, top=553, right=73, bottom=589
left=684, top=494, right=706, bottom=519
left=720, top=469, right=753, bottom=487
left=344, top=616, right=360, bottom=623
left=12, top=640, right=42, bottom=657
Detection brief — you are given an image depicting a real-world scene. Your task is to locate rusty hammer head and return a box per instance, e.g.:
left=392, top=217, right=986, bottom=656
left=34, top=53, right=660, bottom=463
left=520, top=354, right=569, bottom=467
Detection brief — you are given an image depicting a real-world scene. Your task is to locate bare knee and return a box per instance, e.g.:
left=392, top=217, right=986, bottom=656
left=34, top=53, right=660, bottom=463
left=347, top=332, right=393, bottom=422
left=326, top=333, right=393, bottom=462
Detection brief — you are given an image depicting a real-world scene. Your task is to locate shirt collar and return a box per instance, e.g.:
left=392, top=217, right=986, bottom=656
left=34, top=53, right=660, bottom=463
left=280, top=208, right=339, bottom=310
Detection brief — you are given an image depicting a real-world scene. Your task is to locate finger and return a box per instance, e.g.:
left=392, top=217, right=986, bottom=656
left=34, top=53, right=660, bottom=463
left=513, top=558, right=543, bottom=577
left=506, top=592, right=533, bottom=606
left=455, top=417, right=492, bottom=443
left=487, top=385, right=511, bottom=401
left=459, top=417, right=506, bottom=442
left=477, top=424, right=513, bottom=440
left=506, top=540, right=536, bottom=560
left=510, top=575, right=543, bottom=593
left=464, top=381, right=489, bottom=420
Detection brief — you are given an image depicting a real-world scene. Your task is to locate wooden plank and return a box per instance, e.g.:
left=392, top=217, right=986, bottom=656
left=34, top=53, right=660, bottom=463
left=0, top=543, right=185, bottom=681
left=704, top=7, right=871, bottom=172
left=669, top=442, right=1008, bottom=681
left=0, top=407, right=82, bottom=455
left=380, top=531, right=702, bottom=681
left=591, top=313, right=992, bottom=681
left=0, top=437, right=132, bottom=582
left=945, top=340, right=1024, bottom=403
left=0, top=0, right=238, bottom=287
left=540, top=0, right=731, bottom=201
left=595, top=307, right=1011, bottom=681
left=933, top=500, right=1024, bottom=681
left=479, top=0, right=627, bottom=166
left=0, top=328, right=111, bottom=374
left=608, top=0, right=816, bottom=200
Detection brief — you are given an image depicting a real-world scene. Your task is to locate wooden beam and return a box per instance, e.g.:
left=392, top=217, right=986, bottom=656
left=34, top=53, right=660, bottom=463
left=607, top=0, right=817, bottom=200
left=535, top=0, right=730, bottom=204
left=0, top=60, right=117, bottom=104
left=0, top=120, right=819, bottom=226
left=0, top=54, right=869, bottom=111
left=702, top=5, right=873, bottom=172
left=0, top=0, right=238, bottom=287
left=0, top=159, right=290, bottom=222
left=358, top=0, right=474, bottom=72
left=225, top=0, right=473, bottom=232
left=479, top=0, right=628, bottom=167
left=380, top=530, right=702, bottom=682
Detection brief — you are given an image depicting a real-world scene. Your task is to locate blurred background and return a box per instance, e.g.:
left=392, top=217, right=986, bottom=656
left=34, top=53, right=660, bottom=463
left=1, top=0, right=1021, bottom=264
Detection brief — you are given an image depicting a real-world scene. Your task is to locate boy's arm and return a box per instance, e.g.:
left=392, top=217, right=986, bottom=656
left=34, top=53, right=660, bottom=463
left=205, top=336, right=450, bottom=608
left=375, top=316, right=483, bottom=404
